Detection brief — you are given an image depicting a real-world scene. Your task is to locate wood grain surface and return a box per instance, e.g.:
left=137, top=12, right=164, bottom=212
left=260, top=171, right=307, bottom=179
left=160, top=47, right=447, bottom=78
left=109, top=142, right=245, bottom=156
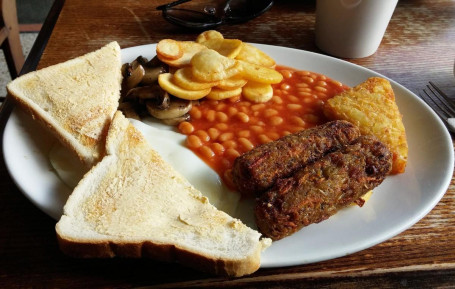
left=1, top=0, right=454, bottom=287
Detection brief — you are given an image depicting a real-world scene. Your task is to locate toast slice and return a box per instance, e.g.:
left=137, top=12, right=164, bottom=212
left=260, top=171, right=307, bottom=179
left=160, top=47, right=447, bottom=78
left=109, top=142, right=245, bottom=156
left=324, top=77, right=408, bottom=174
left=7, top=42, right=122, bottom=167
left=55, top=111, right=271, bottom=277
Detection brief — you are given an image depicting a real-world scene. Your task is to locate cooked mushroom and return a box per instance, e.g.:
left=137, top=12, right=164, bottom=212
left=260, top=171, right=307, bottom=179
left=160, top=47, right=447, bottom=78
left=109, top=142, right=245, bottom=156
left=126, top=85, right=170, bottom=110
left=122, top=62, right=145, bottom=91
left=160, top=113, right=191, bottom=126
left=141, top=65, right=168, bottom=85
left=146, top=97, right=192, bottom=120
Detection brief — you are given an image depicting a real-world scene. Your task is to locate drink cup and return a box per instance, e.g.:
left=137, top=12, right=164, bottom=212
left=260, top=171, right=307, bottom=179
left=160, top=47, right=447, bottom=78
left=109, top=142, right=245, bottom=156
left=315, top=0, right=398, bottom=58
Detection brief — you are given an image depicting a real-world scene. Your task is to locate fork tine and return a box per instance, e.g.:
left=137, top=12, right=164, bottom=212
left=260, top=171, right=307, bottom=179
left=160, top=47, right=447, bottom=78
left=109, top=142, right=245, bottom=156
left=429, top=81, right=455, bottom=108
left=425, top=85, right=455, bottom=116
left=420, top=90, right=451, bottom=123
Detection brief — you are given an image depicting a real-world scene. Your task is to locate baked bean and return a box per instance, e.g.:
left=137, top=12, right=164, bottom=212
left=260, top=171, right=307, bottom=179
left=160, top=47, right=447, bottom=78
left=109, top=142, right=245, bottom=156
left=298, top=91, right=313, bottom=98
left=227, top=106, right=238, bottom=116
left=222, top=140, right=237, bottom=149
left=207, top=127, right=220, bottom=140
left=272, top=95, right=283, bottom=104
left=267, top=132, right=280, bottom=140
left=290, top=115, right=306, bottom=126
left=237, top=130, right=251, bottom=138
left=238, top=137, right=254, bottom=151
left=228, top=95, right=241, bottom=103
left=216, top=103, right=227, bottom=111
left=250, top=125, right=264, bottom=133
left=251, top=103, right=266, bottom=111
left=200, top=145, right=215, bottom=158
left=236, top=112, right=250, bottom=123
left=194, top=130, right=210, bottom=142
left=280, top=70, right=293, bottom=79
left=219, top=132, right=234, bottom=142
left=216, top=111, right=228, bottom=122
left=298, top=87, right=312, bottom=93
left=287, top=95, right=300, bottom=103
left=225, top=148, right=240, bottom=159
left=280, top=83, right=291, bottom=90
left=215, top=123, right=228, bottom=131
left=316, top=80, right=327, bottom=87
left=178, top=121, right=194, bottom=134
left=302, top=76, right=314, bottom=84
left=187, top=135, right=202, bottom=148
left=211, top=142, right=225, bottom=155
left=190, top=107, right=202, bottom=119
left=296, top=82, right=309, bottom=88
left=258, top=134, right=271, bottom=144
left=269, top=116, right=284, bottom=126
left=287, top=103, right=302, bottom=110
left=315, top=86, right=328, bottom=93
left=206, top=110, right=216, bottom=122
left=263, top=108, right=278, bottom=117
left=296, top=70, right=310, bottom=76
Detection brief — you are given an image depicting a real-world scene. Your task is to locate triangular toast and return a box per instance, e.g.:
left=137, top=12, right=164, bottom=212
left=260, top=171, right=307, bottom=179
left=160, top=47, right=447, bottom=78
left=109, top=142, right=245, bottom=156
left=7, top=42, right=122, bottom=167
left=55, top=111, right=271, bottom=277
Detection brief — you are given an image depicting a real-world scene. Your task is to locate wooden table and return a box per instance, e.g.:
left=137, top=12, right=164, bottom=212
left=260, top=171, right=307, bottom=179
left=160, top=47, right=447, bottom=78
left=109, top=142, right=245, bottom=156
left=1, top=0, right=454, bottom=287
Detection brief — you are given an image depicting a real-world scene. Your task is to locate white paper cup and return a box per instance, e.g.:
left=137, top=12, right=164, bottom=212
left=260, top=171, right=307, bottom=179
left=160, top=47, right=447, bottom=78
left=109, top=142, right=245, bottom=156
left=315, top=0, right=398, bottom=58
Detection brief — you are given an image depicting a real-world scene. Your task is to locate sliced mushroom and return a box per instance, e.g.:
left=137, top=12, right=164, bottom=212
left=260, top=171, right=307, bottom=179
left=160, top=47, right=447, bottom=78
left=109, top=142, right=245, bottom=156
left=141, top=65, right=168, bottom=85
left=146, top=97, right=192, bottom=120
left=160, top=113, right=190, bottom=126
left=124, top=63, right=145, bottom=91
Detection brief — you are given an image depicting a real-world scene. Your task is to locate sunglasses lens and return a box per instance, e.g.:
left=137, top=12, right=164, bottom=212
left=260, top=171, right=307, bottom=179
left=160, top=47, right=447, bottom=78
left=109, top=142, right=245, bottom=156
left=164, top=8, right=222, bottom=29
left=226, top=0, right=273, bottom=21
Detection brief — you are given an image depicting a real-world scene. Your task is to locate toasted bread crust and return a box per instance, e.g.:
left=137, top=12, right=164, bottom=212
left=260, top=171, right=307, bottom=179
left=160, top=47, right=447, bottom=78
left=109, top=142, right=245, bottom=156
left=56, top=233, right=263, bottom=277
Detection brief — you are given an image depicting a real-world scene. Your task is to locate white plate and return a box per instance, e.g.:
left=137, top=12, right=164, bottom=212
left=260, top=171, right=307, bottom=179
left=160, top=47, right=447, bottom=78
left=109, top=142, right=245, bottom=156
left=3, top=43, right=453, bottom=268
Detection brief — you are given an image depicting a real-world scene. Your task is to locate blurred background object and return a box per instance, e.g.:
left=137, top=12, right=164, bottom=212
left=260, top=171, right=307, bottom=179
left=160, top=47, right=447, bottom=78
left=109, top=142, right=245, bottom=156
left=0, top=0, right=53, bottom=101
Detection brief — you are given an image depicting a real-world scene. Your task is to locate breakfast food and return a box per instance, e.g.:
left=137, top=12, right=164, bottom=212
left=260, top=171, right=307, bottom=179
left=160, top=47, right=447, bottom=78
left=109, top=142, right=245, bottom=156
left=324, top=77, right=408, bottom=174
left=255, top=135, right=392, bottom=240
left=232, top=120, right=361, bottom=196
left=7, top=42, right=122, bottom=167
left=56, top=111, right=271, bottom=277
left=153, top=31, right=283, bottom=104
left=178, top=68, right=349, bottom=188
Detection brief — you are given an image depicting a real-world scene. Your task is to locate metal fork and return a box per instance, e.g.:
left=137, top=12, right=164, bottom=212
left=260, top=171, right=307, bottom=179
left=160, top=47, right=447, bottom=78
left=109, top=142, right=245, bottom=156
left=420, top=82, right=455, bottom=132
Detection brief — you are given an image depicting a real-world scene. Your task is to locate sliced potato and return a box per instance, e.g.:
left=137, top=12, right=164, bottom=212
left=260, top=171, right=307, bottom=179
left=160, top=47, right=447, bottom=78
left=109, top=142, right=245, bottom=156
left=156, top=39, right=183, bottom=60
left=158, top=73, right=210, bottom=100
left=242, top=81, right=274, bottom=103
left=236, top=43, right=276, bottom=67
left=201, top=39, right=243, bottom=58
left=217, top=75, right=248, bottom=90
left=238, top=60, right=283, bottom=84
left=207, top=87, right=242, bottom=100
left=173, top=67, right=219, bottom=90
left=196, top=30, right=224, bottom=43
left=191, top=49, right=242, bottom=82
left=158, top=41, right=207, bottom=68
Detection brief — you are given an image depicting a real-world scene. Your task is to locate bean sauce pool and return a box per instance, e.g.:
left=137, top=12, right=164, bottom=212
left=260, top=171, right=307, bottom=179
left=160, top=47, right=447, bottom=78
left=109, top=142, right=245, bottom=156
left=177, top=66, right=349, bottom=188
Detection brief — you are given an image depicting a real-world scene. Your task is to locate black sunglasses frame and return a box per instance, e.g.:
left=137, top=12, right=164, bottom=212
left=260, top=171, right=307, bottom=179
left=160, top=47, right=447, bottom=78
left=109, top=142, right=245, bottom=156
left=157, top=0, right=274, bottom=30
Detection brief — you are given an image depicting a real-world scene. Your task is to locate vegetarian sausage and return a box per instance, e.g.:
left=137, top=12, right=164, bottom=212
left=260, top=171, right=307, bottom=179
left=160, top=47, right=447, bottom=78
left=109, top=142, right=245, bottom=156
left=231, top=120, right=361, bottom=196
left=255, top=135, right=392, bottom=240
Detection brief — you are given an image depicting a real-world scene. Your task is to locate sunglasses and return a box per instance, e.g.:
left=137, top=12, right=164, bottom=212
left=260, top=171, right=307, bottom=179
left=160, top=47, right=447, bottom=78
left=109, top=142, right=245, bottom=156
left=156, top=0, right=274, bottom=30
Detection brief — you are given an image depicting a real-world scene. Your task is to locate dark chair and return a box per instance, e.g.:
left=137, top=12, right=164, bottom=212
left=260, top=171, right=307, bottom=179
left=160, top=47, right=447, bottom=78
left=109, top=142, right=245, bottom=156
left=1, top=0, right=24, bottom=79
